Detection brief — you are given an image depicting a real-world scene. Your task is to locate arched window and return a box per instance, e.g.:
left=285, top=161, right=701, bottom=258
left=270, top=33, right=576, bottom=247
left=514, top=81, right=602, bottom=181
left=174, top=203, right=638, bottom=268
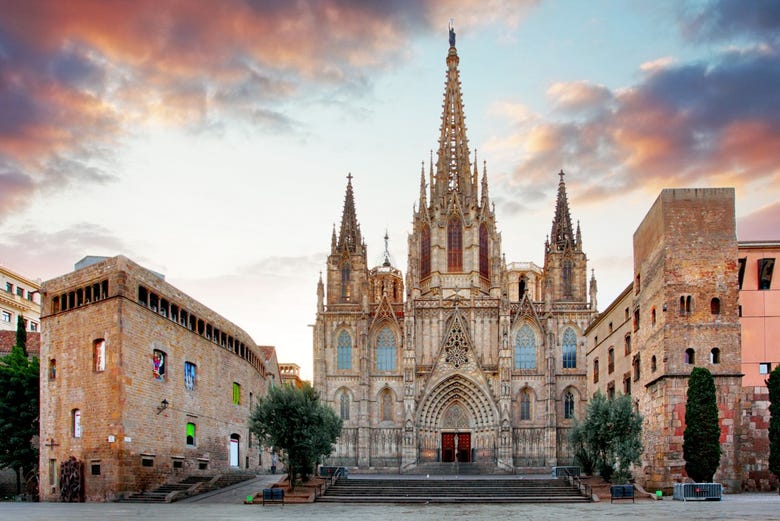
left=381, top=389, right=393, bottom=421
left=562, top=328, right=577, bottom=369
left=562, top=259, right=573, bottom=297
left=651, top=355, right=657, bottom=372
left=563, top=392, right=575, bottom=419
left=608, top=347, right=615, bottom=374
left=340, top=392, right=350, bottom=420
left=341, top=262, right=351, bottom=301
left=710, top=298, right=721, bottom=315
left=447, top=217, right=463, bottom=272
left=593, top=358, right=599, bottom=383
left=685, top=348, right=695, bottom=365
left=337, top=330, right=352, bottom=370
left=520, top=390, right=532, bottom=420
left=479, top=223, right=489, bottom=279
left=376, top=327, right=396, bottom=371
left=518, top=276, right=527, bottom=298
left=229, top=433, right=240, bottom=467
left=633, top=354, right=641, bottom=381
left=710, top=348, right=721, bottom=364
left=514, top=325, right=536, bottom=369
left=420, top=225, right=431, bottom=279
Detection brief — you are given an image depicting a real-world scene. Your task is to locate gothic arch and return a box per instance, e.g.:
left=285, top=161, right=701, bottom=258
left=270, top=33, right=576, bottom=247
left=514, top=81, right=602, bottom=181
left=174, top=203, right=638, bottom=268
left=512, top=321, right=541, bottom=370
left=369, top=321, right=400, bottom=372
left=377, top=387, right=396, bottom=423
left=417, top=374, right=498, bottom=431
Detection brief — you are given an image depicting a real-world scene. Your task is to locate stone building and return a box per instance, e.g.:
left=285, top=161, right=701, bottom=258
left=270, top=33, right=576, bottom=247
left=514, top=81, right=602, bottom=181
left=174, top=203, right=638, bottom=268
left=1, top=263, right=41, bottom=336
left=39, top=255, right=280, bottom=501
left=313, top=28, right=597, bottom=473
left=585, top=188, right=744, bottom=492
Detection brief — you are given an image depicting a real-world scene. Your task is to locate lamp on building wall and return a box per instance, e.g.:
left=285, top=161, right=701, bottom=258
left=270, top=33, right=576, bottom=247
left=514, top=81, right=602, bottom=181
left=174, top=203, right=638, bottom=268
left=157, top=399, right=169, bottom=414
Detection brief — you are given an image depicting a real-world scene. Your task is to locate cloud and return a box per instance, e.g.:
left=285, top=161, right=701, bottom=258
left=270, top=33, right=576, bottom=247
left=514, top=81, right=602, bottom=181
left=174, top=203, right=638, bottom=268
left=737, top=201, right=780, bottom=241
left=682, top=0, right=780, bottom=44
left=490, top=41, right=780, bottom=207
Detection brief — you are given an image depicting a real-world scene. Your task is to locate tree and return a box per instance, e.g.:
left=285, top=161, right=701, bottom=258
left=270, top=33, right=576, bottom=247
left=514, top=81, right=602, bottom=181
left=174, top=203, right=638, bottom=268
left=767, top=365, right=780, bottom=491
left=683, top=367, right=721, bottom=482
left=0, top=345, right=40, bottom=495
left=569, top=391, right=643, bottom=482
left=249, top=383, right=342, bottom=489
left=16, top=314, right=27, bottom=356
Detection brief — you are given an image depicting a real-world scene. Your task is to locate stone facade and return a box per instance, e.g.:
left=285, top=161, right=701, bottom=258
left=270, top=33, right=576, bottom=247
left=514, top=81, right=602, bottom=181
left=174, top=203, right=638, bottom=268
left=39, top=255, right=280, bottom=501
left=313, top=31, right=597, bottom=473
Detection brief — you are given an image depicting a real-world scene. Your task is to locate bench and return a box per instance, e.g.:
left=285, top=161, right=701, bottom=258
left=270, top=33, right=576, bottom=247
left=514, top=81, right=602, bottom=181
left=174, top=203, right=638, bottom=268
left=610, top=484, right=635, bottom=503
left=262, top=488, right=284, bottom=506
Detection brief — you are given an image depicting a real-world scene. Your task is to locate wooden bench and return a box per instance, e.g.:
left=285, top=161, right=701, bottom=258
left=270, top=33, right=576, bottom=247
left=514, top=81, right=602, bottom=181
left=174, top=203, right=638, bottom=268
left=262, top=488, right=284, bottom=505
left=610, top=484, right=635, bottom=503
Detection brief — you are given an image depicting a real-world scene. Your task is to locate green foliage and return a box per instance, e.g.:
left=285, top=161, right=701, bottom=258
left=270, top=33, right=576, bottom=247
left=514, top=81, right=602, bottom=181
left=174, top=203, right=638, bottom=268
left=16, top=315, right=27, bottom=356
left=683, top=367, right=721, bottom=482
left=249, top=383, right=342, bottom=489
left=767, top=365, right=780, bottom=481
left=0, top=345, right=40, bottom=494
left=569, top=391, right=643, bottom=482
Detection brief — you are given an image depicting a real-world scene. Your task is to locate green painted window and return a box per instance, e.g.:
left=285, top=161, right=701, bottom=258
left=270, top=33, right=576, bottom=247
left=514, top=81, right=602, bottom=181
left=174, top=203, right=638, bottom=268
left=186, top=422, right=196, bottom=446
left=232, top=382, right=241, bottom=405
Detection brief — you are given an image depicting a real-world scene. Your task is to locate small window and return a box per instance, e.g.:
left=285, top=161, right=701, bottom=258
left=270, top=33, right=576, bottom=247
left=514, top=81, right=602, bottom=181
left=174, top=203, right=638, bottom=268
left=0, top=310, right=10, bottom=322
left=758, top=258, right=775, bottom=290
left=4, top=282, right=12, bottom=293
left=186, top=422, right=196, bottom=446
left=633, top=308, right=640, bottom=331
left=49, top=359, right=57, bottom=380
left=624, top=334, right=631, bottom=356
left=593, top=358, right=600, bottom=384
left=759, top=362, right=772, bottom=375
left=232, top=382, right=241, bottom=405
left=651, top=307, right=656, bottom=326
left=635, top=273, right=641, bottom=294
left=563, top=392, right=575, bottom=419
left=72, top=409, right=82, bottom=438
left=606, top=381, right=615, bottom=400
left=651, top=355, right=657, bottom=372
left=153, top=350, right=166, bottom=381
left=16, top=286, right=24, bottom=297
left=340, top=392, right=350, bottom=420
left=710, top=298, right=721, bottom=315
left=30, top=321, right=38, bottom=332
left=520, top=391, right=531, bottom=420
left=623, top=373, right=631, bottom=395
left=710, top=348, right=721, bottom=364
left=93, top=339, right=106, bottom=372
left=173, top=459, right=183, bottom=469
left=608, top=347, right=615, bottom=374
left=141, top=457, right=154, bottom=467
left=90, top=463, right=101, bottom=476
left=198, top=461, right=208, bottom=470
left=184, top=362, right=196, bottom=391
left=633, top=354, right=640, bottom=381
left=685, top=348, right=695, bottom=365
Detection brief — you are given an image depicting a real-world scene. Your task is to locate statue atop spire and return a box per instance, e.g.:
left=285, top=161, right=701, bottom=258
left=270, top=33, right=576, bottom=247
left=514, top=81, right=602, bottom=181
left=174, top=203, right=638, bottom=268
left=449, top=19, right=456, bottom=47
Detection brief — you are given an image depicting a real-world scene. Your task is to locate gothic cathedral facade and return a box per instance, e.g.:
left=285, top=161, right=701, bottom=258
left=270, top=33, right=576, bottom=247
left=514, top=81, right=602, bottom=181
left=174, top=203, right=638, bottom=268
left=313, top=29, right=597, bottom=472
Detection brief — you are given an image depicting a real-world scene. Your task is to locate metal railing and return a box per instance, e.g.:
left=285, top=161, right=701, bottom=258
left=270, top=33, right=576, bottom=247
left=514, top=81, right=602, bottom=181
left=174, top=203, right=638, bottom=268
left=558, top=466, right=591, bottom=501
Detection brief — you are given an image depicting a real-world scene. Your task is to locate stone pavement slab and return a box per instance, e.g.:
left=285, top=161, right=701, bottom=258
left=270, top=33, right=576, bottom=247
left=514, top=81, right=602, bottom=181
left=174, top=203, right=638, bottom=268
left=1, top=493, right=779, bottom=521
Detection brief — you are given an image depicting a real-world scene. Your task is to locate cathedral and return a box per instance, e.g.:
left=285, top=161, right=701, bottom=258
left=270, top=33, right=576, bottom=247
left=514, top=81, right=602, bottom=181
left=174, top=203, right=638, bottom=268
left=313, top=27, right=597, bottom=473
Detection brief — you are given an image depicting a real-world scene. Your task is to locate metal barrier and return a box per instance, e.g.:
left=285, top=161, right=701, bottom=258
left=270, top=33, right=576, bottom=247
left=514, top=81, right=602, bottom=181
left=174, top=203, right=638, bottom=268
left=673, top=483, right=722, bottom=501
left=551, top=466, right=580, bottom=478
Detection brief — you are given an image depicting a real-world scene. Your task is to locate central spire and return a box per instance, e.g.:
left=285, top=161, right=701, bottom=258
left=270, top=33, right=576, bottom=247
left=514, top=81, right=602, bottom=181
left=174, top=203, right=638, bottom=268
left=434, top=22, right=473, bottom=201
left=336, top=173, right=363, bottom=254
left=549, top=170, right=576, bottom=252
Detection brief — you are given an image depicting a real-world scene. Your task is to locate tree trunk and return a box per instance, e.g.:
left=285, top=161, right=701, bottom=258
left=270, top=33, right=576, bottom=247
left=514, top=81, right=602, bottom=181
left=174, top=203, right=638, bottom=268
left=15, top=466, right=22, bottom=496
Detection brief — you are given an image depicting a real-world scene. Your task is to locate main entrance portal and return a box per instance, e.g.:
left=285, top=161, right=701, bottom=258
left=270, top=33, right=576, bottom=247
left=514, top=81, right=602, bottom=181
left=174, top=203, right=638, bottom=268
left=441, top=432, right=471, bottom=462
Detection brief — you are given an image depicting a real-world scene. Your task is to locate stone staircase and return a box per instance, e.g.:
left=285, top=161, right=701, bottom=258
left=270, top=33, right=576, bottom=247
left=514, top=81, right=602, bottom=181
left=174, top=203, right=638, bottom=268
left=318, top=476, right=590, bottom=504
left=121, top=472, right=255, bottom=503
left=407, top=462, right=508, bottom=475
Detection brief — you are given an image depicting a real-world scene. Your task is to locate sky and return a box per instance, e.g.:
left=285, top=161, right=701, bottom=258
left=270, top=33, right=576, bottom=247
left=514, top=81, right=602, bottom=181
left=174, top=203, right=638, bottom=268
left=1, top=0, right=779, bottom=381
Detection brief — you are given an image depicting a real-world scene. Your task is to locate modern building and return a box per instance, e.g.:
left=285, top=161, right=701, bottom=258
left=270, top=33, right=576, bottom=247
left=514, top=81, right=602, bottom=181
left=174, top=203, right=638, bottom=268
left=39, top=255, right=280, bottom=501
left=313, top=27, right=597, bottom=473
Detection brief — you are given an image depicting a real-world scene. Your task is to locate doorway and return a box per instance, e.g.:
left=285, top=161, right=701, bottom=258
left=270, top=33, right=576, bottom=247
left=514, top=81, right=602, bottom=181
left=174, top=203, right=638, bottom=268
left=441, top=432, right=471, bottom=462
left=229, top=434, right=240, bottom=467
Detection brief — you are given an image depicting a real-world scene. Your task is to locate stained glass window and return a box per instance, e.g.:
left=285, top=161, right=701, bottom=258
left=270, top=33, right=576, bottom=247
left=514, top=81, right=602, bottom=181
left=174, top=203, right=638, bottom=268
left=520, top=391, right=531, bottom=420
left=447, top=217, right=462, bottom=272
left=376, top=327, right=396, bottom=371
left=562, top=328, right=577, bottom=369
left=479, top=223, right=489, bottom=279
left=185, top=362, right=196, bottom=390
left=153, top=349, right=166, bottom=381
left=514, top=325, right=536, bottom=369
left=340, top=392, right=350, bottom=420
left=337, top=331, right=352, bottom=370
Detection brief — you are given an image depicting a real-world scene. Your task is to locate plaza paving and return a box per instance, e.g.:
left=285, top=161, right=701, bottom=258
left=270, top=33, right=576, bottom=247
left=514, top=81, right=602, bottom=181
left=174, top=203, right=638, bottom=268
left=1, top=475, right=779, bottom=521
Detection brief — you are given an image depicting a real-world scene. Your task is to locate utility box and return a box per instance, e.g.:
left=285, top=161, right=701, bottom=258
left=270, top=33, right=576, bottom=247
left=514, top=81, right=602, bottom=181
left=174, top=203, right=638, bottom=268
left=673, top=483, right=722, bottom=501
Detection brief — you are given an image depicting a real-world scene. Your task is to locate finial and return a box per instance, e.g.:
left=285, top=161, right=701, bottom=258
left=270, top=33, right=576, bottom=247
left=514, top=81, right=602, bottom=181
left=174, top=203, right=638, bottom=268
left=383, top=230, right=391, bottom=267
left=449, top=19, right=456, bottom=47
left=558, top=169, right=565, bottom=182
left=347, top=172, right=353, bottom=183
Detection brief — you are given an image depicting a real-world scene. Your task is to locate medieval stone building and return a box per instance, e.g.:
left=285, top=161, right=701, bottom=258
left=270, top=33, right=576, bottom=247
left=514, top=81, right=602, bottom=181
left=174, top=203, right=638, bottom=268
left=313, top=28, right=597, bottom=472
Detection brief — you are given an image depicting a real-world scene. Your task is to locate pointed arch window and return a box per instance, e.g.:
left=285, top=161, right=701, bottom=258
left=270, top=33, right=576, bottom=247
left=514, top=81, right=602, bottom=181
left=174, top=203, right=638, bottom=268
left=562, top=328, right=577, bottom=369
left=420, top=225, right=431, bottom=279
left=340, top=392, right=350, bottom=420
left=562, top=259, right=573, bottom=297
left=520, top=390, right=532, bottom=421
left=341, top=262, right=351, bottom=302
left=376, top=327, right=396, bottom=371
left=479, top=223, right=489, bottom=279
left=381, top=389, right=393, bottom=421
left=514, top=325, right=536, bottom=369
left=563, top=391, right=575, bottom=419
left=447, top=217, right=463, bottom=272
left=337, top=330, right=352, bottom=370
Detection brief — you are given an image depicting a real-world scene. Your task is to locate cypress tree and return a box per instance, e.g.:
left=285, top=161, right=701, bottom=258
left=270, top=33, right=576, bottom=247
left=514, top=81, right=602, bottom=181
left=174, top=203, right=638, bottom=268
left=15, top=315, right=27, bottom=356
left=683, top=367, right=721, bottom=482
left=768, top=365, right=780, bottom=490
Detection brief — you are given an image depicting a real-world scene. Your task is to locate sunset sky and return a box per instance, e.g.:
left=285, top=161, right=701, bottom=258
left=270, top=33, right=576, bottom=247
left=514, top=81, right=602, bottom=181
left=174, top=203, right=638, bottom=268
left=1, top=1, right=778, bottom=380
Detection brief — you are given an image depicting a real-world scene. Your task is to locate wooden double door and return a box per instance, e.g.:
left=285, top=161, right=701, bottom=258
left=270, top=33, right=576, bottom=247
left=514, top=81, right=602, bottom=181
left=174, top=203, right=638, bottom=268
left=441, top=432, right=471, bottom=462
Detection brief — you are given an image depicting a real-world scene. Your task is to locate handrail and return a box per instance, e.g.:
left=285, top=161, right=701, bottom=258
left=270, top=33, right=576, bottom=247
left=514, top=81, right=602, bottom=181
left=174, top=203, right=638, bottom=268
left=330, top=466, right=347, bottom=487
left=560, top=467, right=591, bottom=501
